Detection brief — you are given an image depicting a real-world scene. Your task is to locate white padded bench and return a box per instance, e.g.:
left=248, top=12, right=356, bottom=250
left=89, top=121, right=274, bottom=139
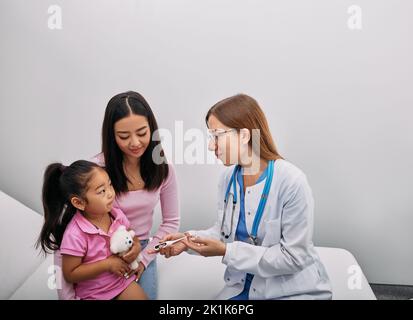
left=156, top=247, right=376, bottom=300
left=1, top=190, right=376, bottom=300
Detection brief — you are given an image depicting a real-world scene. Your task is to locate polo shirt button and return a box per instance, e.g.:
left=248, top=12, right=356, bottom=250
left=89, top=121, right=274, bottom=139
left=241, top=279, right=244, bottom=282
left=227, top=278, right=230, bottom=281
left=248, top=211, right=251, bottom=215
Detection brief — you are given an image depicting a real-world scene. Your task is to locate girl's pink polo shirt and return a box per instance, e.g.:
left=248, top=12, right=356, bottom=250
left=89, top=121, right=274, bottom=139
left=60, top=207, right=136, bottom=300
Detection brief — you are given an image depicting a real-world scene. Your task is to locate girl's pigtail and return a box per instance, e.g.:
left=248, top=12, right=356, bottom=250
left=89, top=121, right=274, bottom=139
left=37, top=163, right=69, bottom=253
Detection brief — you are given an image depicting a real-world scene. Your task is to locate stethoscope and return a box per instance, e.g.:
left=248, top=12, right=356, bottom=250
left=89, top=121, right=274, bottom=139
left=220, top=160, right=274, bottom=245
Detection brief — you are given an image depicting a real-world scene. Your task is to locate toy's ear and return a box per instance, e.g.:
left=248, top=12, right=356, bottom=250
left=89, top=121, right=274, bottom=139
left=129, top=230, right=135, bottom=238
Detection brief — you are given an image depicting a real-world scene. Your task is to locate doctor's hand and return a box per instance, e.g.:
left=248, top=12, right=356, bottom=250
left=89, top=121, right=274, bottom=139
left=182, top=236, right=226, bottom=257
left=147, top=232, right=189, bottom=258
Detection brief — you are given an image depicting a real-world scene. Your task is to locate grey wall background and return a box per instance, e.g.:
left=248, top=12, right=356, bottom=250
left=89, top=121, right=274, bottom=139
left=1, top=0, right=412, bottom=285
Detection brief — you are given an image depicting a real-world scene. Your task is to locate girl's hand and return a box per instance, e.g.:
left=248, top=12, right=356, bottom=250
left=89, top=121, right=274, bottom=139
left=106, top=255, right=131, bottom=277
left=122, top=237, right=141, bottom=264
left=182, top=236, right=226, bottom=257
left=134, top=262, right=146, bottom=282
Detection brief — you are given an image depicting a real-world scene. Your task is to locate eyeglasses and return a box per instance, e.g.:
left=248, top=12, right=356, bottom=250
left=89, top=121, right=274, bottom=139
left=207, top=128, right=237, bottom=143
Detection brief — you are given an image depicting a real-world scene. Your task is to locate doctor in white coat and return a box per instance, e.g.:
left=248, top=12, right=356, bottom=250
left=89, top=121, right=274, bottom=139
left=150, top=94, right=332, bottom=300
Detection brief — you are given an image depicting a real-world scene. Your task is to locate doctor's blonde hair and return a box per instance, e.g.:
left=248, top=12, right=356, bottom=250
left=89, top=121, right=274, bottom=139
left=206, top=94, right=283, bottom=162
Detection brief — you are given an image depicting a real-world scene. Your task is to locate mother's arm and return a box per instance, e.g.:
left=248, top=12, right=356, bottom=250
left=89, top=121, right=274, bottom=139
left=139, top=164, right=180, bottom=267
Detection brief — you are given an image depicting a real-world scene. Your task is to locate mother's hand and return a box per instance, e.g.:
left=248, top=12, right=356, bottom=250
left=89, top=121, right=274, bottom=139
left=182, top=236, right=226, bottom=257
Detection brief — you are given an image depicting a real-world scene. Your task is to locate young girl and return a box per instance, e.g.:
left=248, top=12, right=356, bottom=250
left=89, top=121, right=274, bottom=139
left=37, top=160, right=147, bottom=300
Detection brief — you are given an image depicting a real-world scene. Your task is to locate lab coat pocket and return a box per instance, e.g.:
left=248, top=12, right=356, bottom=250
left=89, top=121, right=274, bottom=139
left=261, top=219, right=281, bottom=247
left=223, top=267, right=245, bottom=286
left=280, top=262, right=321, bottom=296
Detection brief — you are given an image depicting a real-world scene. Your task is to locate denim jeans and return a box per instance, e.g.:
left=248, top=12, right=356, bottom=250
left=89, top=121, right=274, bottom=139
left=136, top=239, right=158, bottom=300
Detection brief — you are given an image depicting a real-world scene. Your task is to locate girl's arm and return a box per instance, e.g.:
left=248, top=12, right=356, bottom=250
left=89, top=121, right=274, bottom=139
left=62, top=255, right=130, bottom=283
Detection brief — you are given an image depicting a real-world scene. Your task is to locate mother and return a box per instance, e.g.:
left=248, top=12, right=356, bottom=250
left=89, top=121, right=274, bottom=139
left=57, top=91, right=179, bottom=300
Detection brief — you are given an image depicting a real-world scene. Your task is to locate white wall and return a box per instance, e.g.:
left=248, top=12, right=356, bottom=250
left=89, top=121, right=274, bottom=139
left=1, top=0, right=412, bottom=285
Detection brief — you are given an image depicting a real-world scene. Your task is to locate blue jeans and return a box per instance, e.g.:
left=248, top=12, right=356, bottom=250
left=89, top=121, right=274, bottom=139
left=136, top=239, right=158, bottom=300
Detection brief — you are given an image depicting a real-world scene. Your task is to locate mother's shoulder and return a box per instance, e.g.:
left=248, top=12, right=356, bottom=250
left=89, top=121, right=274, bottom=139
left=89, top=152, right=105, bottom=167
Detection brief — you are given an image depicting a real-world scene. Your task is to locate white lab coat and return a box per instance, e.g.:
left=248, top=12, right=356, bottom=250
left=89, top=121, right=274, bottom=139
left=188, top=159, right=332, bottom=300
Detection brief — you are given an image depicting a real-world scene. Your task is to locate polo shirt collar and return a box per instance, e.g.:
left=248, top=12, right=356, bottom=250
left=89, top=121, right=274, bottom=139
left=73, top=209, right=123, bottom=236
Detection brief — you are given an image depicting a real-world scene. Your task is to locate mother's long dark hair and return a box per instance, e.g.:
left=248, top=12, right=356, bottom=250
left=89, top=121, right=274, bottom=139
left=101, top=91, right=169, bottom=193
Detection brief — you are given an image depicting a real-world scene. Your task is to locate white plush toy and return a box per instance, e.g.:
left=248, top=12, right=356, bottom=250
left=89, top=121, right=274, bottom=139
left=110, top=225, right=141, bottom=271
